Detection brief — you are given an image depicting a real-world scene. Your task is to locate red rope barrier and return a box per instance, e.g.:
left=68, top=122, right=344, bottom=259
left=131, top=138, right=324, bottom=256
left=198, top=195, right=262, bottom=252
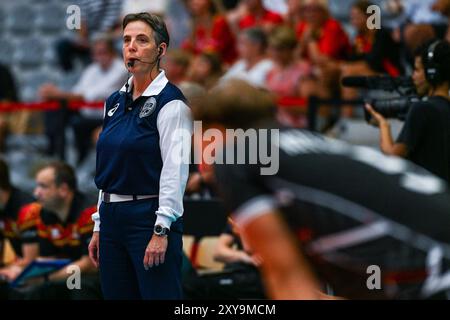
left=0, top=101, right=104, bottom=112
left=0, top=97, right=308, bottom=113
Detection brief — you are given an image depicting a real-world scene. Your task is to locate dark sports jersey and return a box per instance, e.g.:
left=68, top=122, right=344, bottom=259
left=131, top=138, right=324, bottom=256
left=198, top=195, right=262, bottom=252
left=0, top=187, right=35, bottom=256
left=397, top=96, right=450, bottom=183
left=23, top=192, right=96, bottom=261
left=215, top=127, right=450, bottom=299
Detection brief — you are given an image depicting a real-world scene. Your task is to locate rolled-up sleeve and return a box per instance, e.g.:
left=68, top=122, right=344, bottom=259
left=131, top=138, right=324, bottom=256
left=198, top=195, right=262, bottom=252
left=156, top=100, right=192, bottom=229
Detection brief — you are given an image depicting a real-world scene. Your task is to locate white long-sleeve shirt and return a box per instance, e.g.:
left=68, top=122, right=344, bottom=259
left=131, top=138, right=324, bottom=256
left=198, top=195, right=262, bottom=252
left=92, top=71, right=192, bottom=232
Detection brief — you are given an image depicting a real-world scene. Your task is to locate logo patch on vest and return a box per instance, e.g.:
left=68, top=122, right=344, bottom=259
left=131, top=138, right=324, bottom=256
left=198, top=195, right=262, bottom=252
left=140, top=97, right=157, bottom=118
left=107, top=103, right=119, bottom=117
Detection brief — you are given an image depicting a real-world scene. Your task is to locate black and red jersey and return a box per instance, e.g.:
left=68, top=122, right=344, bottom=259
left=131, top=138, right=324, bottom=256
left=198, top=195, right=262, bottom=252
left=0, top=187, right=35, bottom=257
left=20, top=192, right=96, bottom=261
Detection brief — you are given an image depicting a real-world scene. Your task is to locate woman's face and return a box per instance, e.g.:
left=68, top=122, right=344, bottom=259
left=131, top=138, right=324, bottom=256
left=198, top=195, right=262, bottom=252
left=302, top=3, right=327, bottom=27
left=413, top=56, right=431, bottom=97
left=268, top=46, right=293, bottom=66
left=287, top=0, right=303, bottom=17
left=350, top=7, right=367, bottom=31
left=190, top=55, right=212, bottom=81
left=122, top=21, right=161, bottom=74
left=237, top=34, right=260, bottom=61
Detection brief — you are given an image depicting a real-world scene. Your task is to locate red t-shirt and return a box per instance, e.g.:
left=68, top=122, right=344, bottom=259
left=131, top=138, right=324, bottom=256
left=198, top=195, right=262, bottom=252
left=182, top=15, right=237, bottom=64
left=296, top=18, right=351, bottom=61
left=239, top=9, right=284, bottom=30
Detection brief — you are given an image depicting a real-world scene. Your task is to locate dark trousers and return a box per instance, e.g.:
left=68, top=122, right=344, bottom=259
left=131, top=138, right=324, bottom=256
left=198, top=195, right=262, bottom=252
left=44, top=110, right=102, bottom=163
left=99, top=199, right=183, bottom=300
left=70, top=114, right=103, bottom=164
left=44, top=108, right=73, bottom=160
left=55, top=38, right=91, bottom=72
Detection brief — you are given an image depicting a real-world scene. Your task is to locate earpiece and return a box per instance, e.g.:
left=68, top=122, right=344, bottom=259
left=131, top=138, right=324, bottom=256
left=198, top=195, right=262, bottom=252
left=425, top=40, right=442, bottom=85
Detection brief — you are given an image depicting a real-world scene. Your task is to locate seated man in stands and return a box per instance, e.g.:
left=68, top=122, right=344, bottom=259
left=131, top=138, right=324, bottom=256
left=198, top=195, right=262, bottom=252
left=39, top=34, right=127, bottom=163
left=0, top=159, right=38, bottom=276
left=1, top=162, right=100, bottom=300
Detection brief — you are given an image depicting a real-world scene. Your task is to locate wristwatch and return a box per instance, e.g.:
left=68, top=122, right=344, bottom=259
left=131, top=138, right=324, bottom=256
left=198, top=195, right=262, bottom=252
left=153, top=224, right=169, bottom=236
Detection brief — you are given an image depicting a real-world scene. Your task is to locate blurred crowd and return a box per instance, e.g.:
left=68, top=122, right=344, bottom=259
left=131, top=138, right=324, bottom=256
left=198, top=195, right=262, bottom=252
left=1, top=0, right=450, bottom=160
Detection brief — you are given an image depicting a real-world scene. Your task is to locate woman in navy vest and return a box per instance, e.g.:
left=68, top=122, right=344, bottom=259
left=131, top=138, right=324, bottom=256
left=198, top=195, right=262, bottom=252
left=88, top=13, right=192, bottom=299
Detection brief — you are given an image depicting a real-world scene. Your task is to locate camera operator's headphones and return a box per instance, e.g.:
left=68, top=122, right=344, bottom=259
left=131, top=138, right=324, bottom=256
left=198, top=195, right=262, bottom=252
left=425, top=40, right=442, bottom=85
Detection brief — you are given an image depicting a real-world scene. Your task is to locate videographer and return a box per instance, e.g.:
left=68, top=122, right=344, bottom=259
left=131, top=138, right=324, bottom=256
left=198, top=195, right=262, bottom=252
left=366, top=39, right=450, bottom=183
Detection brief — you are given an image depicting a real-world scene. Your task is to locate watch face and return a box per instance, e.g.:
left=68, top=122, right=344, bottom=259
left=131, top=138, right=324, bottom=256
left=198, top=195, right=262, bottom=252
left=155, top=225, right=163, bottom=233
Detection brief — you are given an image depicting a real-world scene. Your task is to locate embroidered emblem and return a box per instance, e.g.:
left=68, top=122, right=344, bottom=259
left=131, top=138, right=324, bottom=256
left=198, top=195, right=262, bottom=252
left=139, top=97, right=157, bottom=118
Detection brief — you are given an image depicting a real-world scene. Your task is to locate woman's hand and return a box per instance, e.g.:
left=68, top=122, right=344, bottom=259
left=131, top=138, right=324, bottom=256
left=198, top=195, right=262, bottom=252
left=143, top=235, right=168, bottom=269
left=38, top=83, right=62, bottom=100
left=0, top=265, right=23, bottom=281
left=365, top=103, right=389, bottom=128
left=88, top=231, right=100, bottom=268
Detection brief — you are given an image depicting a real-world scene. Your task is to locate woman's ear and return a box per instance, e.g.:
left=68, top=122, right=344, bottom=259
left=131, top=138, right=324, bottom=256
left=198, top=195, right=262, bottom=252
left=158, top=43, right=168, bottom=58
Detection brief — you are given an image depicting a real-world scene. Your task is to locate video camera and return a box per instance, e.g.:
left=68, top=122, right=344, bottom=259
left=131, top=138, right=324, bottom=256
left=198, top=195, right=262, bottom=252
left=341, top=75, right=420, bottom=121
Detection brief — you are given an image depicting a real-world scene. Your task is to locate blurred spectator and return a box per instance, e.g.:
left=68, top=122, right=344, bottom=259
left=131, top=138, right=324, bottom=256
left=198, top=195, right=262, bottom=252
left=348, top=0, right=403, bottom=76
left=0, top=159, right=37, bottom=275
left=339, top=0, right=404, bottom=117
left=266, top=27, right=312, bottom=97
left=285, top=0, right=304, bottom=28
left=0, top=64, right=19, bottom=153
left=40, top=35, right=127, bottom=163
left=56, top=0, right=123, bottom=72
left=188, top=52, right=223, bottom=89
left=296, top=0, right=351, bottom=64
left=165, top=0, right=192, bottom=49
left=161, top=49, right=192, bottom=85
left=121, top=0, right=167, bottom=17
left=265, top=26, right=314, bottom=127
left=221, top=27, right=273, bottom=88
left=182, top=0, right=237, bottom=65
left=293, top=0, right=352, bottom=123
left=432, top=0, right=450, bottom=41
left=385, top=0, right=448, bottom=28
left=238, top=0, right=284, bottom=32
left=2, top=162, right=100, bottom=300
left=385, top=0, right=448, bottom=60
left=183, top=219, right=265, bottom=299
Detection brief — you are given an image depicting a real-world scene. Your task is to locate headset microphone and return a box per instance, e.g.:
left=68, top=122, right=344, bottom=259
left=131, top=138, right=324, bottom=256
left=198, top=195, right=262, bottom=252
left=127, top=47, right=163, bottom=69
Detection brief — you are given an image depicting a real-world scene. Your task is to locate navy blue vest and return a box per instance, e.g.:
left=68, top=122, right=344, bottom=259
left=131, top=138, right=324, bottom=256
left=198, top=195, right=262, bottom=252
left=95, top=82, right=186, bottom=195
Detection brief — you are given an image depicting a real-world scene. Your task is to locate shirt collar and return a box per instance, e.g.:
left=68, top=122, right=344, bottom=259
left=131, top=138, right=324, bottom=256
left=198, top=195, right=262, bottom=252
left=119, top=70, right=168, bottom=97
